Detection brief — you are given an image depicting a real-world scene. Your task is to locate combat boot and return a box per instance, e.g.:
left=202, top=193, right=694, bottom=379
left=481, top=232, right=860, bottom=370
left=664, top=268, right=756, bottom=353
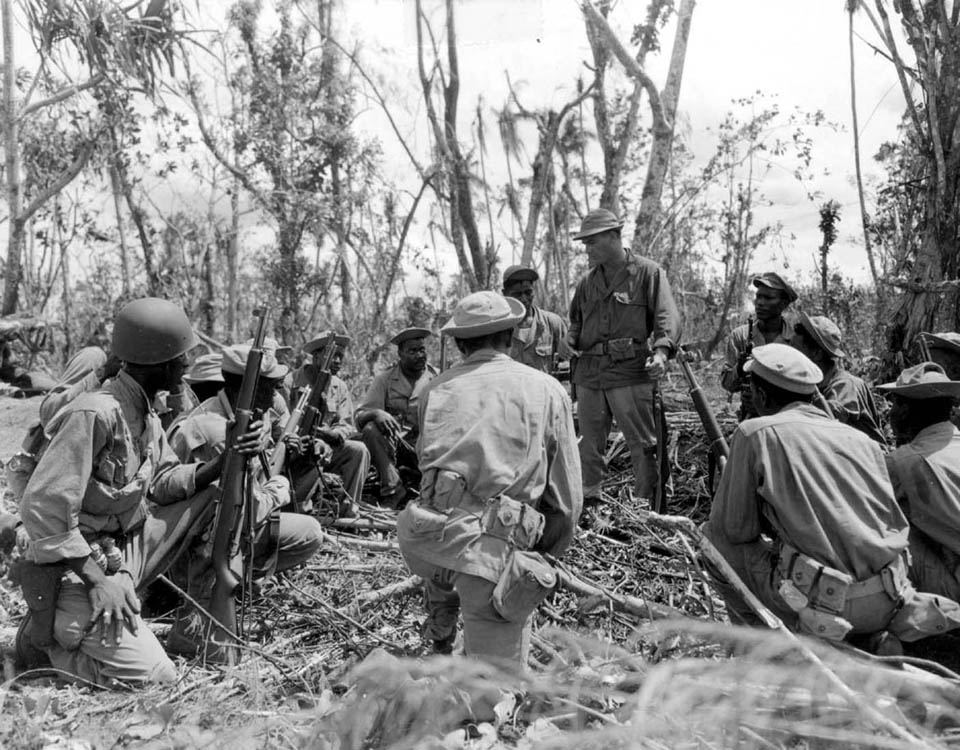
left=14, top=613, right=52, bottom=671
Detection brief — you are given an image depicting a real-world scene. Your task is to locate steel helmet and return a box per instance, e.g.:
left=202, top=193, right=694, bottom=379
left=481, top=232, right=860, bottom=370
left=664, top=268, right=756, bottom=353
left=112, top=298, right=199, bottom=365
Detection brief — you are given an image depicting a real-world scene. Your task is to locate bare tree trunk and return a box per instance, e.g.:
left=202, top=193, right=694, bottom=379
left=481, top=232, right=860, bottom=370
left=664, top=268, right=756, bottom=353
left=56, top=198, right=72, bottom=358
left=109, top=164, right=132, bottom=296
left=633, top=0, right=695, bottom=253
left=227, top=174, right=240, bottom=340
left=2, top=0, right=22, bottom=315
left=848, top=3, right=884, bottom=309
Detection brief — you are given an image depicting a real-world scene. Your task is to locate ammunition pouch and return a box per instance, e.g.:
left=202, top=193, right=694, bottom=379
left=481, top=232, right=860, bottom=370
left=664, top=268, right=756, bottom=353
left=492, top=550, right=557, bottom=623
left=777, top=543, right=911, bottom=641
left=15, top=560, right=66, bottom=649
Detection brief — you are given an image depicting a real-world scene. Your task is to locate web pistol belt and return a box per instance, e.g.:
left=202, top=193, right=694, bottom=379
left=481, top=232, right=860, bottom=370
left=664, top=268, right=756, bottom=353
left=777, top=542, right=907, bottom=616
left=580, top=337, right=642, bottom=356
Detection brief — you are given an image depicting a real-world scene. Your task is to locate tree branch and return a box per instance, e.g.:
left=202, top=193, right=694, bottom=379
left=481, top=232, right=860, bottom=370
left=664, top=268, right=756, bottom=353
left=581, top=0, right=670, bottom=137
left=21, top=142, right=94, bottom=224
left=19, top=73, right=107, bottom=120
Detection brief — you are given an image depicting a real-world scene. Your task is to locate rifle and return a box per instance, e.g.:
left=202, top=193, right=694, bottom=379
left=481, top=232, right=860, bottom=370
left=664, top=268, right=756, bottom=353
left=268, top=385, right=312, bottom=476
left=298, top=334, right=337, bottom=438
left=208, top=307, right=269, bottom=665
left=676, top=348, right=730, bottom=476
left=439, top=334, right=447, bottom=372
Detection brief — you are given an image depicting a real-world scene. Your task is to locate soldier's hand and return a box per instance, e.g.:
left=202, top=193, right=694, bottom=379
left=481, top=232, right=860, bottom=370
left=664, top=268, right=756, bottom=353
left=311, top=438, right=333, bottom=465
left=88, top=572, right=140, bottom=646
left=644, top=350, right=668, bottom=379
left=233, top=419, right=267, bottom=455
left=372, top=410, right=401, bottom=439
left=282, top=433, right=306, bottom=456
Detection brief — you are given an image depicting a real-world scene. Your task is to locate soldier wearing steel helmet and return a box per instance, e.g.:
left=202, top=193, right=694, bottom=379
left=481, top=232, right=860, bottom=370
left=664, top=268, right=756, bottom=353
left=15, top=298, right=265, bottom=687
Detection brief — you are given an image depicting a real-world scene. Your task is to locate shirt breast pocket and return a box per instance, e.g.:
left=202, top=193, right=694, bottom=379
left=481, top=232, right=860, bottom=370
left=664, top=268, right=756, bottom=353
left=612, top=292, right=648, bottom=338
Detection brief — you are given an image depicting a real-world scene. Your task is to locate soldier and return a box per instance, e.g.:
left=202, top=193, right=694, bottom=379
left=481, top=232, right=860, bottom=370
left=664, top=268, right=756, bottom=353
left=397, top=292, right=581, bottom=666
left=500, top=264, right=571, bottom=373
left=704, top=344, right=960, bottom=651
left=286, top=332, right=370, bottom=509
left=880, top=363, right=960, bottom=600
left=720, top=273, right=798, bottom=420
left=166, top=345, right=323, bottom=653
left=15, top=298, right=262, bottom=686
left=791, top=312, right=887, bottom=445
left=568, top=208, right=680, bottom=507
left=356, top=328, right=437, bottom=507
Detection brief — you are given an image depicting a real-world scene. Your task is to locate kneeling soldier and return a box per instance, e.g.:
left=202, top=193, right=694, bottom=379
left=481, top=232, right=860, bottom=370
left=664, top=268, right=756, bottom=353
left=15, top=299, right=259, bottom=686
left=703, top=343, right=960, bottom=651
left=397, top=292, right=582, bottom=667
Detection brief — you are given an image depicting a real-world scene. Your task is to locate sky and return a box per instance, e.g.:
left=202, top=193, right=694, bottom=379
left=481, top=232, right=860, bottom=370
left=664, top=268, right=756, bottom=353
left=328, top=0, right=908, bottom=286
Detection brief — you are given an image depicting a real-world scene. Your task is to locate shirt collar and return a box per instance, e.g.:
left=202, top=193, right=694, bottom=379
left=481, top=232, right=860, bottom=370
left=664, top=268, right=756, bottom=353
left=912, top=421, right=958, bottom=443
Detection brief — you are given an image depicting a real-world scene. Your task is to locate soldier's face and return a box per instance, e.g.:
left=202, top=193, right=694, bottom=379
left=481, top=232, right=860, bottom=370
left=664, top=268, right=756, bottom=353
left=581, top=230, right=622, bottom=267
left=255, top=377, right=279, bottom=413
left=754, top=287, right=789, bottom=321
left=503, top=280, right=535, bottom=314
left=399, top=339, right=427, bottom=374
left=312, top=346, right=345, bottom=375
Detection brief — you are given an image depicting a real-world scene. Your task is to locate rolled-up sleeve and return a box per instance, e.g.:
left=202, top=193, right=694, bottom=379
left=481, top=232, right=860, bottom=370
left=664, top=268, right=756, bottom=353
left=720, top=331, right=744, bottom=393
left=21, top=409, right=106, bottom=563
left=355, top=373, right=387, bottom=425
left=149, top=430, right=198, bottom=505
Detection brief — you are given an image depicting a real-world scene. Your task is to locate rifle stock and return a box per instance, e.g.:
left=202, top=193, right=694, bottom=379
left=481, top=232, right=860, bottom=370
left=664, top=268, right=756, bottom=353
left=676, top=348, right=729, bottom=473
left=269, top=385, right=312, bottom=476
left=208, top=308, right=270, bottom=665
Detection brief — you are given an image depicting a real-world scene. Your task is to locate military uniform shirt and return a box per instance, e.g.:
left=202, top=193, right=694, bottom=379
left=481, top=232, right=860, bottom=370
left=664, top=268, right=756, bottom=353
left=20, top=371, right=198, bottom=564
left=821, top=365, right=887, bottom=445
left=720, top=319, right=793, bottom=394
left=357, top=363, right=437, bottom=431
left=710, top=402, right=909, bottom=580
left=509, top=306, right=572, bottom=373
left=291, top=365, right=356, bottom=443
left=568, top=254, right=680, bottom=389
left=886, top=422, right=960, bottom=557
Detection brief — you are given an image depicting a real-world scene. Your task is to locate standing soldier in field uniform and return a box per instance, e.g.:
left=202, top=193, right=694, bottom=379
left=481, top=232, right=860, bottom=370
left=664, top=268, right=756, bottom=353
left=356, top=328, right=437, bottom=507
left=721, top=272, right=798, bottom=420
left=397, top=291, right=581, bottom=666
left=500, top=264, right=572, bottom=373
left=568, top=208, right=680, bottom=508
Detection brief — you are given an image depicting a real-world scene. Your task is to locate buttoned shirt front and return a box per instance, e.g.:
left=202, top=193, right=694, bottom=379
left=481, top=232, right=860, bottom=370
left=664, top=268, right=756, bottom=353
left=886, top=422, right=960, bottom=557
left=509, top=306, right=572, bottom=373
left=357, top=363, right=437, bottom=431
left=406, top=350, right=582, bottom=579
left=568, top=254, right=680, bottom=389
left=821, top=365, right=887, bottom=445
left=20, top=371, right=198, bottom=564
left=710, top=402, right=909, bottom=580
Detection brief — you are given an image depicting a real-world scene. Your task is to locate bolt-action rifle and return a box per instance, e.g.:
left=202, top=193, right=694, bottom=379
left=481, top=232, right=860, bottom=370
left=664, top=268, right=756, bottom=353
left=268, top=385, right=312, bottom=476
left=676, top=348, right=729, bottom=478
left=298, top=333, right=337, bottom=439
left=208, top=307, right=270, bottom=665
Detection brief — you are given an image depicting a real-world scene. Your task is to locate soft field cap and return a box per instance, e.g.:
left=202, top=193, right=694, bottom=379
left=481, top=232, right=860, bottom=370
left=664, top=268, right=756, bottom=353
left=303, top=332, right=351, bottom=354
left=798, top=312, right=846, bottom=359
left=877, top=362, right=960, bottom=399
left=184, top=352, right=225, bottom=384
left=390, top=328, right=433, bottom=346
left=221, top=344, right=288, bottom=379
left=572, top=208, right=624, bottom=240
left=744, top=342, right=823, bottom=395
left=503, top=265, right=539, bottom=285
left=441, top=292, right=526, bottom=339
left=752, top=272, right=798, bottom=303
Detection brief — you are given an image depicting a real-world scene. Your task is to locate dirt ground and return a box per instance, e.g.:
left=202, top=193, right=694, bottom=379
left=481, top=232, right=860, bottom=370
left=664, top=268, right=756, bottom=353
left=0, top=396, right=40, bottom=462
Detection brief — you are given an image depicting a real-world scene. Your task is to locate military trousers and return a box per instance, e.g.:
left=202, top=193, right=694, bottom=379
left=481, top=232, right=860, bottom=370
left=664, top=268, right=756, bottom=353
left=361, top=423, right=417, bottom=493
left=47, top=486, right=219, bottom=687
left=421, top=566, right=531, bottom=670
left=577, top=382, right=658, bottom=500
